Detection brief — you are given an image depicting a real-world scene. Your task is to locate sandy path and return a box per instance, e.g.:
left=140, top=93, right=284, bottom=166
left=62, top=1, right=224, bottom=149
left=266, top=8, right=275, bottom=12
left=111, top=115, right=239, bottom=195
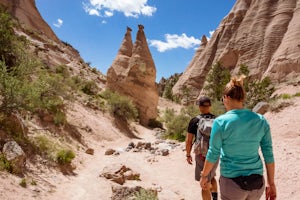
left=0, top=97, right=299, bottom=200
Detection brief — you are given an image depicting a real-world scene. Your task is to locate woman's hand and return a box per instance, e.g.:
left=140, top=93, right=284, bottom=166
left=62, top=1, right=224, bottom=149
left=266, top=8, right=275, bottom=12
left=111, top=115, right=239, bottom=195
left=200, top=175, right=209, bottom=190
left=265, top=184, right=276, bottom=200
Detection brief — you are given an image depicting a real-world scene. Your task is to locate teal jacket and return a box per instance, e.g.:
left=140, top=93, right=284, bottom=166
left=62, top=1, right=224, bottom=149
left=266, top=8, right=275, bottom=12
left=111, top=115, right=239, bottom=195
left=206, top=109, right=274, bottom=178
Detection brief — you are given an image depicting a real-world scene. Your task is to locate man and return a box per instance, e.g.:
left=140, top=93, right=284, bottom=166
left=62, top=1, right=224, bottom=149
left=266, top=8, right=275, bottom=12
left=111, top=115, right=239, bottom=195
left=185, top=96, right=218, bottom=200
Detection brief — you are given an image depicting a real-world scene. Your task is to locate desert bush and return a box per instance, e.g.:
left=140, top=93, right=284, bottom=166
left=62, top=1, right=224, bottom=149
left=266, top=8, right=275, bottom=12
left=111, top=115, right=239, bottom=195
left=32, top=135, right=74, bottom=164
left=165, top=113, right=189, bottom=141
left=34, top=135, right=52, bottom=152
left=81, top=80, right=99, bottom=95
left=53, top=111, right=67, bottom=126
left=0, top=7, right=19, bottom=67
left=159, top=73, right=181, bottom=102
left=162, top=84, right=173, bottom=100
left=30, top=179, right=37, bottom=186
left=0, top=8, right=70, bottom=121
left=0, top=153, right=12, bottom=172
left=55, top=64, right=70, bottom=78
left=162, top=107, right=193, bottom=142
left=56, top=149, right=75, bottom=165
left=161, top=108, right=176, bottom=123
left=134, top=188, right=158, bottom=200
left=279, top=93, right=292, bottom=99
left=100, top=90, right=138, bottom=121
left=32, top=135, right=58, bottom=160
left=19, top=178, right=27, bottom=188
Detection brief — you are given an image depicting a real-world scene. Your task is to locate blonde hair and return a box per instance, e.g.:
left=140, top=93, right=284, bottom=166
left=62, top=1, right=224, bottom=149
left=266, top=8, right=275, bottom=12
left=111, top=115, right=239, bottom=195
left=223, top=75, right=246, bottom=102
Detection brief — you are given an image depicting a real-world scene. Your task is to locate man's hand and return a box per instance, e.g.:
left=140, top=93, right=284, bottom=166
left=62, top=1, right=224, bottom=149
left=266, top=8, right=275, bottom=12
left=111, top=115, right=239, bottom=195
left=186, top=155, right=193, bottom=164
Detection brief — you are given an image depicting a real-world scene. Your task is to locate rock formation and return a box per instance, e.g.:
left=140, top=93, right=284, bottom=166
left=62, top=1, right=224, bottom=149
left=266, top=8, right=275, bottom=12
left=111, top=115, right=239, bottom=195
left=0, top=0, right=59, bottom=42
left=173, top=0, right=300, bottom=101
left=107, top=25, right=159, bottom=126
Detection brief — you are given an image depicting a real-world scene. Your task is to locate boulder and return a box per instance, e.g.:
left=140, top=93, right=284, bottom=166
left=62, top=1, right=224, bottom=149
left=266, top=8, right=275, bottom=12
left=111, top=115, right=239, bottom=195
left=2, top=141, right=26, bottom=175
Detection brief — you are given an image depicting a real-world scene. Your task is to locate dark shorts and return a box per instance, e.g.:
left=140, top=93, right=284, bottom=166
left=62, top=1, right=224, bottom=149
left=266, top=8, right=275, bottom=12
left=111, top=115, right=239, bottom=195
left=219, top=176, right=265, bottom=200
left=195, top=154, right=219, bottom=181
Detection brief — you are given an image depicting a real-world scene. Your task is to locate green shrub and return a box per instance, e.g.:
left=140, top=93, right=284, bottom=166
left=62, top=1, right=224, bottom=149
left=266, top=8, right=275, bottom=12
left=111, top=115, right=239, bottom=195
left=100, top=90, right=138, bottom=121
left=280, top=93, right=292, bottom=99
left=19, top=178, right=27, bottom=188
left=53, top=111, right=67, bottom=126
left=55, top=65, right=70, bottom=78
left=162, top=107, right=191, bottom=141
left=0, top=153, right=12, bottom=172
left=0, top=7, right=18, bottom=67
left=56, top=149, right=75, bottom=165
left=165, top=113, right=189, bottom=141
left=32, top=135, right=57, bottom=159
left=134, top=188, right=158, bottom=200
left=160, top=73, right=181, bottom=101
left=91, top=67, right=98, bottom=73
left=31, top=179, right=37, bottom=186
left=0, top=8, right=70, bottom=120
left=81, top=80, right=98, bottom=95
left=161, top=108, right=176, bottom=123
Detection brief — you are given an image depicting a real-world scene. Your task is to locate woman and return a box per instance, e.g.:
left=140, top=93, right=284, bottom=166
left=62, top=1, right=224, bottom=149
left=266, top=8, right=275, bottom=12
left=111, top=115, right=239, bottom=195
left=200, top=75, right=276, bottom=200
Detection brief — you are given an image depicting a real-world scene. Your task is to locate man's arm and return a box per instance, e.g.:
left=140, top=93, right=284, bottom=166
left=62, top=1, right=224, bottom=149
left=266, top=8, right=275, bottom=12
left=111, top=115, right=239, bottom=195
left=185, top=133, right=194, bottom=164
left=200, top=160, right=215, bottom=190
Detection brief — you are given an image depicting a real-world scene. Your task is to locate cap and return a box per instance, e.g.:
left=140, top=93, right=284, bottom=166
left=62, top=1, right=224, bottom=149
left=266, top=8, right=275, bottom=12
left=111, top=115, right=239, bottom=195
left=196, top=96, right=211, bottom=106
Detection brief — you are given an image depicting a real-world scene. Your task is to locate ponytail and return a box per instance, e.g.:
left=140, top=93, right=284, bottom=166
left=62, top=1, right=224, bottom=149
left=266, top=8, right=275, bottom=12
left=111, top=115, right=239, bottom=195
left=224, top=75, right=246, bottom=102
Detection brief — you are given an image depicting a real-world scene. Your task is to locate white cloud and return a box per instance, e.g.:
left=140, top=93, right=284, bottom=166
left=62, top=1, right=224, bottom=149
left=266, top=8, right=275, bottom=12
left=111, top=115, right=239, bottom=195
left=149, top=33, right=201, bottom=52
left=53, top=18, right=63, bottom=28
left=104, top=10, right=113, bottom=17
left=83, top=0, right=156, bottom=18
left=208, top=30, right=215, bottom=40
left=89, top=9, right=100, bottom=16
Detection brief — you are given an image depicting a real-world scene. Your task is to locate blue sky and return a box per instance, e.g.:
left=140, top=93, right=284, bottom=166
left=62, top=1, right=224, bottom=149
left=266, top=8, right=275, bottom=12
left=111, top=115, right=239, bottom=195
left=36, top=0, right=236, bottom=82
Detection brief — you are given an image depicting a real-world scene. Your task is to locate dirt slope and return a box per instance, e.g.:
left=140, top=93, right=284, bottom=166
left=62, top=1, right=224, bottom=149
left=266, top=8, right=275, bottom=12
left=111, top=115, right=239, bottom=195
left=0, top=97, right=299, bottom=200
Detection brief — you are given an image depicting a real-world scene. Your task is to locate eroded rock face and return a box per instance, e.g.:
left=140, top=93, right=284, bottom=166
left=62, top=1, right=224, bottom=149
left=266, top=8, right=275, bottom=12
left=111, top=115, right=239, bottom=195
left=0, top=0, right=106, bottom=86
left=173, top=0, right=300, bottom=100
left=107, top=25, right=159, bottom=126
left=0, top=0, right=59, bottom=42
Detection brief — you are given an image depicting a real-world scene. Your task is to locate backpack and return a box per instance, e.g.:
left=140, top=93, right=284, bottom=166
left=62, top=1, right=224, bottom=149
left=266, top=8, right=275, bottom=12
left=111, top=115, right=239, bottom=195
left=193, top=115, right=214, bottom=156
